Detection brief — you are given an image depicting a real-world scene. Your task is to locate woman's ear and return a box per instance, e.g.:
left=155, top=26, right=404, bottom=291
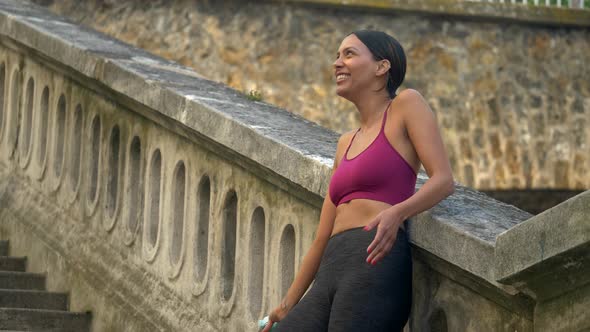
left=376, top=59, right=391, bottom=76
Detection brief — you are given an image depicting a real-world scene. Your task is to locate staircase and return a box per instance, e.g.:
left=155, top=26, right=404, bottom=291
left=0, top=240, right=91, bottom=331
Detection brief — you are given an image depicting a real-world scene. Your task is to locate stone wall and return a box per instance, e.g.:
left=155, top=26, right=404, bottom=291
left=33, top=0, right=590, bottom=191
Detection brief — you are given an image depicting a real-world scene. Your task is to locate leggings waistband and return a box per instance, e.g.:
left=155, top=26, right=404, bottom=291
left=330, top=219, right=408, bottom=241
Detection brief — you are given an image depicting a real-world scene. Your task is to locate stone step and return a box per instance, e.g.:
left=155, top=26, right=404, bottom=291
left=0, top=241, right=7, bottom=256
left=0, top=257, right=26, bottom=272
left=0, top=289, right=68, bottom=310
left=0, top=308, right=91, bottom=331
left=0, top=271, right=45, bottom=290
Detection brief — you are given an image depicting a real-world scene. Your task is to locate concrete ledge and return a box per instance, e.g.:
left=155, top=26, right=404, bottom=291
left=0, top=0, right=535, bottom=287
left=495, top=190, right=590, bottom=298
left=413, top=247, right=534, bottom=321
left=410, top=185, right=532, bottom=284
left=270, top=0, right=590, bottom=27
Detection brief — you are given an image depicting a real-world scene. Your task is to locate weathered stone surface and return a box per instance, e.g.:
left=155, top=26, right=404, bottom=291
left=495, top=190, right=590, bottom=292
left=0, top=1, right=588, bottom=331
left=411, top=251, right=533, bottom=332
left=534, top=281, right=590, bottom=332
left=31, top=0, right=590, bottom=191
left=493, top=190, right=590, bottom=332
left=409, top=184, right=532, bottom=283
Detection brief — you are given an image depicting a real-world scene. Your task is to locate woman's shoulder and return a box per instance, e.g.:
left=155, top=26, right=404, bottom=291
left=338, top=129, right=358, bottom=143
left=394, top=89, right=433, bottom=120
left=332, top=129, right=357, bottom=169
left=395, top=88, right=427, bottom=106
left=335, top=129, right=357, bottom=154
left=388, top=89, right=435, bottom=141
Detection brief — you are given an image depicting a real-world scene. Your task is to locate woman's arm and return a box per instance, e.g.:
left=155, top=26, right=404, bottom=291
left=263, top=131, right=353, bottom=330
left=276, top=193, right=336, bottom=311
left=365, top=89, right=455, bottom=264
left=394, top=89, right=455, bottom=219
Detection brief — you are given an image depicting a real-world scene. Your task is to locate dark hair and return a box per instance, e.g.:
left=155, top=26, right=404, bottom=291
left=350, top=30, right=406, bottom=99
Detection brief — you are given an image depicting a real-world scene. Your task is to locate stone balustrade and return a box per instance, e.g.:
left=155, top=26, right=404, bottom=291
left=0, top=1, right=338, bottom=330
left=0, top=1, right=588, bottom=331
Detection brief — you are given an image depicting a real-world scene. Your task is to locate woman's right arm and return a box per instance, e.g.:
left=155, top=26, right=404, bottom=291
left=263, top=131, right=353, bottom=330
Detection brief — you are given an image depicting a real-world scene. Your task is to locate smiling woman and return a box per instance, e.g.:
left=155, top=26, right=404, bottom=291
left=334, top=31, right=405, bottom=102
left=262, top=30, right=455, bottom=332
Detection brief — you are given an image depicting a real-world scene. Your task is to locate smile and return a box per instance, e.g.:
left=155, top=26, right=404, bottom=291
left=336, top=74, right=350, bottom=82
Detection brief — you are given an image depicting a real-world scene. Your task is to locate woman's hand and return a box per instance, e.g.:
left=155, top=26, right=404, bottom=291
left=262, top=301, right=290, bottom=332
left=364, top=205, right=405, bottom=265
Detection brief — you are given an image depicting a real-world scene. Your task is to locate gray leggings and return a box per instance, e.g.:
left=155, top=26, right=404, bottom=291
left=276, top=225, right=412, bottom=332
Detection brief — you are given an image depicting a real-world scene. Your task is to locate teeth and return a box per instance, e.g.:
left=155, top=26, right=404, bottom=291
left=336, top=74, right=349, bottom=80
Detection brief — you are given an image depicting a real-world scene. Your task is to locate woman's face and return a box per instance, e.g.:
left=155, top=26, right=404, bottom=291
left=333, top=34, right=379, bottom=99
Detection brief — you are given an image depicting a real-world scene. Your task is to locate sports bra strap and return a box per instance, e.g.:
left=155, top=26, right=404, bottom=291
left=344, top=99, right=393, bottom=159
left=380, top=99, right=393, bottom=132
left=344, top=128, right=360, bottom=157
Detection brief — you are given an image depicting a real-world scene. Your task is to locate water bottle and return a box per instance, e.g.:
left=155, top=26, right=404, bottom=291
left=258, top=316, right=278, bottom=331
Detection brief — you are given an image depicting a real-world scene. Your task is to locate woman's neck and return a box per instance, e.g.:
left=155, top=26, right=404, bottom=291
left=351, top=92, right=392, bottom=132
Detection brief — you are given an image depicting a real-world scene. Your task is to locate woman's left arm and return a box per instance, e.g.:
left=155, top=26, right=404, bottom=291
left=365, top=89, right=455, bottom=264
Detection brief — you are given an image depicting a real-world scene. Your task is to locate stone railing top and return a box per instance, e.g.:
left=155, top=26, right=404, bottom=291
left=0, top=0, right=537, bottom=287
left=495, top=189, right=590, bottom=282
left=270, top=0, right=590, bottom=27
left=494, top=189, right=589, bottom=300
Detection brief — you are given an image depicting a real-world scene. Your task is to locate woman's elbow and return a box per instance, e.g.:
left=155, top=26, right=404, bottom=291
left=447, top=182, right=455, bottom=197
left=444, top=174, right=455, bottom=197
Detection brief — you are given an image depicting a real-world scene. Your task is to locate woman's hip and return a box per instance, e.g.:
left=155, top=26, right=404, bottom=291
left=316, top=225, right=411, bottom=283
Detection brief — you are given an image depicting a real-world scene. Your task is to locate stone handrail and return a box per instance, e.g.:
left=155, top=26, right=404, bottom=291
left=0, top=0, right=588, bottom=331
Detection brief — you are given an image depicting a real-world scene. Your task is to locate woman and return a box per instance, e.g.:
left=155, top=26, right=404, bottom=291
left=263, top=30, right=455, bottom=332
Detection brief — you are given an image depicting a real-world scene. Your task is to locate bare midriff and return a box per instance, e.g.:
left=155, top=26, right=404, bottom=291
left=330, top=198, right=405, bottom=238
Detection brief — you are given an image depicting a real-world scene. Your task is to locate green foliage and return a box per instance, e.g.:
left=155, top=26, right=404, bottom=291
left=245, top=89, right=263, bottom=102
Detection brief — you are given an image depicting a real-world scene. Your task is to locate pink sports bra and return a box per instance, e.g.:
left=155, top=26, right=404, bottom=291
left=328, top=106, right=417, bottom=207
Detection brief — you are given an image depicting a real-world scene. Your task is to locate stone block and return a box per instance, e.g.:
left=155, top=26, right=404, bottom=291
left=495, top=190, right=590, bottom=299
